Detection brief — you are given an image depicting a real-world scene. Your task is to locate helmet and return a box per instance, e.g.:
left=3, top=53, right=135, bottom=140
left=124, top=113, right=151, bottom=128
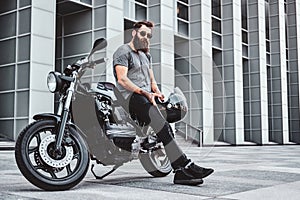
left=157, top=87, right=188, bottom=123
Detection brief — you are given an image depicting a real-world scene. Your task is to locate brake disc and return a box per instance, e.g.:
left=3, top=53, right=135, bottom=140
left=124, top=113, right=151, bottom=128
left=39, top=135, right=74, bottom=168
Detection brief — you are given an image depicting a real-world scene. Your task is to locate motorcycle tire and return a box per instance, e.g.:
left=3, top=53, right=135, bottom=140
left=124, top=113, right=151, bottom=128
left=15, top=119, right=90, bottom=191
left=139, top=127, right=172, bottom=177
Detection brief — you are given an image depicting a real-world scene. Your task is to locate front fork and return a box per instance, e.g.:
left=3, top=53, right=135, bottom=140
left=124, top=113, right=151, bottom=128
left=54, top=74, right=76, bottom=153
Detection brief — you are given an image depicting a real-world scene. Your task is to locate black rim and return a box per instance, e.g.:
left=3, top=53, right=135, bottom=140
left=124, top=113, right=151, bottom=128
left=24, top=124, right=83, bottom=181
left=147, top=128, right=171, bottom=172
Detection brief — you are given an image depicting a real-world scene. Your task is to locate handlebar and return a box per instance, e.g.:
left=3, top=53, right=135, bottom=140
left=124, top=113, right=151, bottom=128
left=94, top=57, right=108, bottom=65
left=64, top=56, right=108, bottom=77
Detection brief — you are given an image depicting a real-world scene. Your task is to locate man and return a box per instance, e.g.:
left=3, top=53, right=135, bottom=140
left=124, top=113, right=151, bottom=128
left=113, top=20, right=213, bottom=186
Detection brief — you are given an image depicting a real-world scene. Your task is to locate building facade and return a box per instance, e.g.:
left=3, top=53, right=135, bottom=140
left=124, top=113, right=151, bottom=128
left=0, top=0, right=299, bottom=145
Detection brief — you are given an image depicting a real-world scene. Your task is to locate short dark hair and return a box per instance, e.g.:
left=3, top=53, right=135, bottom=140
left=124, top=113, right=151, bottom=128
left=133, top=20, right=154, bottom=30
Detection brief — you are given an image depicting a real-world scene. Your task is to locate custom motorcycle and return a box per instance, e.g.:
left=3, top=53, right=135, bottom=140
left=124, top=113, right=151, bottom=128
left=15, top=38, right=188, bottom=190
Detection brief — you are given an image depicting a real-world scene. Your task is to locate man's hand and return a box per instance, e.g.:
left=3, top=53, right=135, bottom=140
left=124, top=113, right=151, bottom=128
left=146, top=92, right=165, bottom=106
left=156, top=92, right=165, bottom=102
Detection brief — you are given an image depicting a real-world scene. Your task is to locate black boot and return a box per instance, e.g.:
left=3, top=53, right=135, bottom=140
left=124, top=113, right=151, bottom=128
left=173, top=162, right=214, bottom=186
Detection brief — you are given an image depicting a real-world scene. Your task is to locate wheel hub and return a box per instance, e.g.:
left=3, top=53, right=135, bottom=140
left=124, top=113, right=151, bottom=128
left=39, top=135, right=73, bottom=168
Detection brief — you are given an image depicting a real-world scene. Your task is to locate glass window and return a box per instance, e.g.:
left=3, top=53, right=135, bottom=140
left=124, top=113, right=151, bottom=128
left=213, top=48, right=222, bottom=66
left=0, top=65, right=15, bottom=91
left=175, top=75, right=190, bottom=91
left=0, top=12, right=16, bottom=39
left=16, top=91, right=29, bottom=117
left=94, top=7, right=106, bottom=28
left=0, top=92, right=14, bottom=118
left=0, top=120, right=14, bottom=140
left=266, top=40, right=270, bottom=52
left=225, top=113, right=235, bottom=126
left=56, top=16, right=62, bottom=37
left=242, top=44, right=248, bottom=57
left=17, top=63, right=30, bottom=89
left=18, top=35, right=30, bottom=62
left=225, top=82, right=234, bottom=96
left=191, top=57, right=201, bottom=73
left=15, top=119, right=28, bottom=137
left=191, top=74, right=202, bottom=90
left=64, top=33, right=92, bottom=57
left=19, top=0, right=31, bottom=8
left=175, top=58, right=190, bottom=74
left=212, top=33, right=222, bottom=49
left=0, top=39, right=16, bottom=65
left=177, top=2, right=189, bottom=21
left=64, top=10, right=92, bottom=35
left=135, top=4, right=146, bottom=20
left=150, top=47, right=160, bottom=63
left=19, top=8, right=31, bottom=35
left=212, top=0, right=221, bottom=18
left=191, top=91, right=202, bottom=109
left=80, top=0, right=92, bottom=5
left=136, top=0, right=147, bottom=5
left=179, top=0, right=189, bottom=4
left=149, top=5, right=160, bottom=23
left=224, top=66, right=234, bottom=80
left=241, top=0, right=248, bottom=30
left=0, top=0, right=17, bottom=14
left=212, top=17, right=221, bottom=33
left=94, top=0, right=106, bottom=6
left=214, top=82, right=224, bottom=97
left=265, top=1, right=270, bottom=40
left=124, top=19, right=135, bottom=43
left=175, top=38, right=189, bottom=57
left=242, top=30, right=248, bottom=44
left=178, top=20, right=189, bottom=36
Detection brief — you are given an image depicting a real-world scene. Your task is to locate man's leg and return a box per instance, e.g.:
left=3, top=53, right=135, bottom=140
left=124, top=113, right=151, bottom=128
left=128, top=93, right=189, bottom=169
left=128, top=93, right=213, bottom=185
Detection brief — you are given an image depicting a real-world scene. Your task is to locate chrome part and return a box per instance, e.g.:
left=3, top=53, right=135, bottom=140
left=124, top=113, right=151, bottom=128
left=57, top=96, right=64, bottom=115
left=131, top=137, right=142, bottom=159
left=47, top=72, right=57, bottom=93
left=39, top=135, right=73, bottom=168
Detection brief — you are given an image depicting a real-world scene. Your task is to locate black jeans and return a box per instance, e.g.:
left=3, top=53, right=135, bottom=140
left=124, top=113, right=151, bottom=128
left=128, top=93, right=189, bottom=169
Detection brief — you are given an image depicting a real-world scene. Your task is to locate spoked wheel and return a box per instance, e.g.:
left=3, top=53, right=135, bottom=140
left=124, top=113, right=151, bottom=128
left=15, top=120, right=89, bottom=191
left=139, top=127, right=172, bottom=177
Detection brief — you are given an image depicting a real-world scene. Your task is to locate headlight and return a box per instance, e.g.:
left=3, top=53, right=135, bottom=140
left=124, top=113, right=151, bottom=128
left=47, top=72, right=62, bottom=93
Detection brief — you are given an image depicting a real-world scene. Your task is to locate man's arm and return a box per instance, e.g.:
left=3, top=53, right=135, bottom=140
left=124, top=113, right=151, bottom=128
left=149, top=68, right=164, bottom=101
left=115, top=65, right=157, bottom=104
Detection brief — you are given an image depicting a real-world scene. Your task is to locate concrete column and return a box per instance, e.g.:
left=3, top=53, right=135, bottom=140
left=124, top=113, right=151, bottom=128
left=222, top=0, right=244, bottom=144
left=199, top=1, right=214, bottom=145
left=105, top=1, right=124, bottom=83
left=29, top=0, right=56, bottom=120
left=247, top=0, right=269, bottom=144
left=269, top=0, right=289, bottom=144
left=287, top=0, right=300, bottom=143
left=160, top=0, right=175, bottom=95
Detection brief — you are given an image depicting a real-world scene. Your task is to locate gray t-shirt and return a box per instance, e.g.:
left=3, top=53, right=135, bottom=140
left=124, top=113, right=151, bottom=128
left=113, top=44, right=152, bottom=99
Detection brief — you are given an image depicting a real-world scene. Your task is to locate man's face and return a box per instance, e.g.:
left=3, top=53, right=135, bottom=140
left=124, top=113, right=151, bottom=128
left=133, top=25, right=152, bottom=53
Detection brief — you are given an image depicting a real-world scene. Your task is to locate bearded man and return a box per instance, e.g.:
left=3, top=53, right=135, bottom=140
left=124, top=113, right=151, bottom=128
left=112, top=20, right=213, bottom=186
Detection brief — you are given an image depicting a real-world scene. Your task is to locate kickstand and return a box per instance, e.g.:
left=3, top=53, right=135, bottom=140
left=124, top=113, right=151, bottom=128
left=91, top=163, right=123, bottom=179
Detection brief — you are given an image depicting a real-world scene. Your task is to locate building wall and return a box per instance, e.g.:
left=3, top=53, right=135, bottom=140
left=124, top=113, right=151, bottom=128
left=0, top=0, right=299, bottom=145
left=0, top=0, right=56, bottom=140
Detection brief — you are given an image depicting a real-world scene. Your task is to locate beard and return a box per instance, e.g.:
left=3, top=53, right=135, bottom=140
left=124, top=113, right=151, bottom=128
left=133, top=35, right=149, bottom=54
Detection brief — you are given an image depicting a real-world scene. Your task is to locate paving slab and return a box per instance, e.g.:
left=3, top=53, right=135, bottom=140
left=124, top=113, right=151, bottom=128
left=0, top=142, right=300, bottom=199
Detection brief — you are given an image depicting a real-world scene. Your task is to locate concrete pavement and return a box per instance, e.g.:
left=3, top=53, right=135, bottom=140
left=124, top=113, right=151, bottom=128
left=1, top=139, right=300, bottom=200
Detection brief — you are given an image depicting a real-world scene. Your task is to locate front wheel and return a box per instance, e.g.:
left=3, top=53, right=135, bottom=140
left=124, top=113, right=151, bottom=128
left=139, top=127, right=172, bottom=177
left=15, top=119, right=90, bottom=191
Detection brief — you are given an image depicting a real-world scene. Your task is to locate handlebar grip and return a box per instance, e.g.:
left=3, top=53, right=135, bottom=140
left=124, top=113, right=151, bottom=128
left=94, top=58, right=108, bottom=64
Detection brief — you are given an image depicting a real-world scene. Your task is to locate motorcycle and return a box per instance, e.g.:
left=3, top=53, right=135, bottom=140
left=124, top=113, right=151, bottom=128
left=15, top=38, right=188, bottom=191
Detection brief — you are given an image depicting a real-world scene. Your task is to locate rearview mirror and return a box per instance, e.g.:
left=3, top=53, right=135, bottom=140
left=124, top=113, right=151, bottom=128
left=88, top=38, right=107, bottom=60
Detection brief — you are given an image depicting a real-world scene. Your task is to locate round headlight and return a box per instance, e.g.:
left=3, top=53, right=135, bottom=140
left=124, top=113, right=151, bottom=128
left=47, top=72, right=62, bottom=93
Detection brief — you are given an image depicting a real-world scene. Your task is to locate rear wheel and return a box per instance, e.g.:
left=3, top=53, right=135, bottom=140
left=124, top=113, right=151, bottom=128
left=139, top=127, right=172, bottom=177
left=15, top=120, right=90, bottom=191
